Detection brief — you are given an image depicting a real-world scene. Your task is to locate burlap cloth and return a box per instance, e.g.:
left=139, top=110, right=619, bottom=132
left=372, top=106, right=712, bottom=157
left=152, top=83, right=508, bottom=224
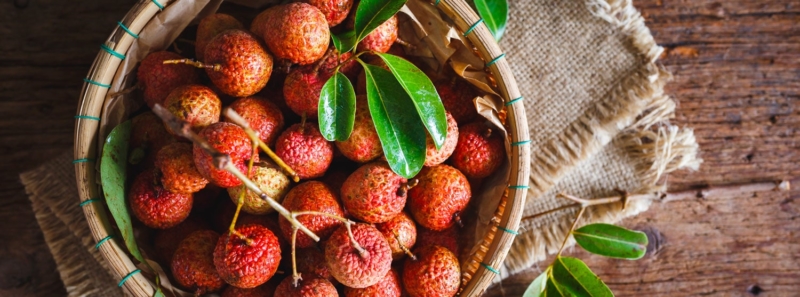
left=20, top=0, right=700, bottom=295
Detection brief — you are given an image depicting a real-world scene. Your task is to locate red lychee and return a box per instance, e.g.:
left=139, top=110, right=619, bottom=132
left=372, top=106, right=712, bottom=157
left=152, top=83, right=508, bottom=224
left=279, top=181, right=344, bottom=248
left=214, top=224, right=282, bottom=288
left=194, top=122, right=259, bottom=188
left=325, top=223, right=392, bottom=288
left=274, top=276, right=338, bottom=296
left=129, top=169, right=193, bottom=229
left=205, top=29, right=273, bottom=97
left=357, top=15, right=398, bottom=53
left=227, top=165, right=291, bottom=215
left=343, top=269, right=402, bottom=297
left=407, top=165, right=471, bottom=231
left=275, top=123, right=333, bottom=179
left=153, top=218, right=208, bottom=264
left=424, top=111, right=459, bottom=166
left=260, top=3, right=330, bottom=65
left=435, top=79, right=479, bottom=124
left=451, top=122, right=505, bottom=179
left=295, top=247, right=333, bottom=282
left=155, top=142, right=209, bottom=194
left=137, top=51, right=200, bottom=108
left=171, top=230, right=225, bottom=294
left=335, top=99, right=382, bottom=163
left=375, top=212, right=417, bottom=260
left=227, top=96, right=284, bottom=146
left=340, top=162, right=407, bottom=223
left=221, top=282, right=276, bottom=297
left=163, top=84, right=222, bottom=134
left=318, top=48, right=360, bottom=79
left=416, top=225, right=459, bottom=256
left=283, top=65, right=331, bottom=118
left=402, top=245, right=460, bottom=297
left=129, top=111, right=176, bottom=166
left=304, top=0, right=352, bottom=27
left=196, top=13, right=245, bottom=62
left=250, top=8, right=274, bottom=38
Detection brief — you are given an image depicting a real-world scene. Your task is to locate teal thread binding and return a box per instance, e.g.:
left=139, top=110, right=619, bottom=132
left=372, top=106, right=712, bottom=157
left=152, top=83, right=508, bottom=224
left=512, top=140, right=531, bottom=146
left=118, top=269, right=141, bottom=287
left=486, top=53, right=505, bottom=67
left=75, top=115, right=101, bottom=121
left=73, top=158, right=95, bottom=164
left=80, top=198, right=101, bottom=207
left=463, top=19, right=484, bottom=37
left=100, top=44, right=125, bottom=60
left=505, top=96, right=523, bottom=106
left=117, top=21, right=139, bottom=39
left=83, top=78, right=111, bottom=88
left=151, top=0, right=164, bottom=10
left=497, top=226, right=519, bottom=235
left=434, top=0, right=440, bottom=6
left=95, top=235, right=114, bottom=250
left=481, top=263, right=500, bottom=274
left=508, top=185, right=529, bottom=189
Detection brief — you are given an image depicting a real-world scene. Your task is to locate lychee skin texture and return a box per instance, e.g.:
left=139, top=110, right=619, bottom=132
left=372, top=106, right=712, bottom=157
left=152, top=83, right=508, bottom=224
left=424, top=111, right=459, bottom=166
left=340, top=162, right=407, bottom=223
left=451, top=122, right=505, bottom=179
left=375, top=212, right=417, bottom=260
left=407, top=165, right=471, bottom=231
left=227, top=165, right=290, bottom=215
left=205, top=29, right=273, bottom=97
left=304, top=0, right=352, bottom=27
left=196, top=13, right=245, bottom=62
left=129, top=169, right=193, bottom=229
left=214, top=224, right=282, bottom=288
left=283, top=65, right=331, bottom=118
left=262, top=3, right=330, bottom=65
left=416, top=225, right=459, bottom=256
left=153, top=219, right=206, bottom=264
left=221, top=283, right=276, bottom=297
left=335, top=99, right=382, bottom=163
left=403, top=245, right=460, bottom=297
left=164, top=84, right=222, bottom=134
left=435, top=79, right=479, bottom=124
left=279, top=181, right=344, bottom=248
left=325, top=223, right=392, bottom=289
left=227, top=96, right=284, bottom=146
left=296, top=247, right=333, bottom=282
left=275, top=123, right=333, bottom=179
left=156, top=142, right=209, bottom=194
left=171, top=230, right=225, bottom=294
left=249, top=9, right=274, bottom=39
left=357, top=15, right=398, bottom=53
left=194, top=122, right=259, bottom=188
left=274, top=277, right=338, bottom=297
left=318, top=49, right=359, bottom=79
left=137, top=51, right=200, bottom=109
left=343, top=269, right=402, bottom=297
left=130, top=112, right=176, bottom=166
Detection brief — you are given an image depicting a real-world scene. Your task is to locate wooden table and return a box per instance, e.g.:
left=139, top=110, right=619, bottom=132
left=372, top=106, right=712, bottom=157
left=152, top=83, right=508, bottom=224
left=0, top=0, right=796, bottom=296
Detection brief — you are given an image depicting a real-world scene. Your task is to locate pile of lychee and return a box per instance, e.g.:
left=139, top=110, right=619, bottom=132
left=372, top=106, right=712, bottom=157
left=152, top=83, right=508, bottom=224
left=126, top=1, right=506, bottom=296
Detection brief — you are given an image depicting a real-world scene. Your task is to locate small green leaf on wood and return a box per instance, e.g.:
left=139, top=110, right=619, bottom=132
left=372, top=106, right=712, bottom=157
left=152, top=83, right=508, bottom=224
left=376, top=53, right=447, bottom=149
left=573, top=223, right=648, bottom=260
left=319, top=72, right=356, bottom=141
left=549, top=256, right=614, bottom=297
left=354, top=0, right=407, bottom=45
left=473, top=0, right=508, bottom=40
left=360, top=62, right=426, bottom=178
left=523, top=269, right=550, bottom=297
left=332, top=30, right=357, bottom=53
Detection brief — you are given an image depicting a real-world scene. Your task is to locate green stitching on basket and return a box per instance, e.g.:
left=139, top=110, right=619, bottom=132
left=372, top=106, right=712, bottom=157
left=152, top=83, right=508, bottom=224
left=508, top=185, right=529, bottom=189
left=72, top=158, right=95, bottom=164
left=481, top=262, right=500, bottom=274
left=117, top=21, right=139, bottom=39
left=505, top=96, right=523, bottom=106
left=486, top=53, right=505, bottom=67
left=83, top=78, right=111, bottom=88
left=151, top=0, right=164, bottom=10
left=434, top=0, right=440, bottom=6
left=118, top=269, right=141, bottom=287
left=95, top=235, right=114, bottom=250
left=80, top=198, right=101, bottom=207
left=497, top=226, right=519, bottom=235
left=75, top=115, right=101, bottom=121
left=512, top=140, right=531, bottom=146
left=100, top=44, right=125, bottom=60
left=463, top=19, right=484, bottom=36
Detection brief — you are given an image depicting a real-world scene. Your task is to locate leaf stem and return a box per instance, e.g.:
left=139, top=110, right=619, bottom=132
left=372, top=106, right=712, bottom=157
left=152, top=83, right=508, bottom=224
left=557, top=206, right=586, bottom=257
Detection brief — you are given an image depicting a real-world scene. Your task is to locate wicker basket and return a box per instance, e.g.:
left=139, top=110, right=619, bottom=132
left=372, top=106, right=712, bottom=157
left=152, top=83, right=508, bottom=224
left=74, top=0, right=530, bottom=295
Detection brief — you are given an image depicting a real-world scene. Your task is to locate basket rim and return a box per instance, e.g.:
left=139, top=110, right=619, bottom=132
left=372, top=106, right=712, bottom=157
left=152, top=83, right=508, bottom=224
left=73, top=0, right=530, bottom=296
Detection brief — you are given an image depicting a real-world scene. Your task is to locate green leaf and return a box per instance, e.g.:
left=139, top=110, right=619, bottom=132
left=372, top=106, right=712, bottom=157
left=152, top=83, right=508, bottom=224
left=332, top=30, right=357, bottom=53
left=523, top=269, right=550, bottom=297
left=549, top=257, right=614, bottom=297
left=319, top=72, right=357, bottom=141
left=376, top=53, right=447, bottom=150
left=573, top=223, right=648, bottom=260
left=473, top=0, right=508, bottom=40
left=360, top=62, right=426, bottom=178
left=544, top=276, right=564, bottom=297
left=354, top=0, right=407, bottom=45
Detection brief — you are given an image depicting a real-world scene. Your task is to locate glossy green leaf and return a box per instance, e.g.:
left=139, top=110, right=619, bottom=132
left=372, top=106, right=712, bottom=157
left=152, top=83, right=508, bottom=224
left=573, top=223, right=648, bottom=260
left=523, top=269, right=549, bottom=297
left=332, top=30, right=357, bottom=53
left=473, top=0, right=508, bottom=40
left=354, top=0, right=407, bottom=46
left=376, top=53, right=447, bottom=150
left=360, top=62, right=426, bottom=178
left=319, top=72, right=356, bottom=141
left=549, top=257, right=614, bottom=297
left=544, top=276, right=564, bottom=297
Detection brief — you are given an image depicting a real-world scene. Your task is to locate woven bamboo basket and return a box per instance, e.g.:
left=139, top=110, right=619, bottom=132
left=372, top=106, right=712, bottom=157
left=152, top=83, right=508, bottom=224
left=74, top=0, right=530, bottom=295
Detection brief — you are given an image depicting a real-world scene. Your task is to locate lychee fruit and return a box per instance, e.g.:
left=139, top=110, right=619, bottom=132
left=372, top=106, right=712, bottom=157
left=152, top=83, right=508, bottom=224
left=227, top=96, right=284, bottom=146
left=227, top=164, right=291, bottom=215
left=407, top=165, right=471, bottom=231
left=221, top=282, right=277, bottom=297
left=274, top=276, right=338, bottom=296
left=416, top=225, right=459, bottom=255
left=324, top=223, right=392, bottom=288
left=424, top=111, right=458, bottom=166
left=335, top=98, right=382, bottom=163
left=275, top=123, right=333, bottom=179
left=343, top=269, right=402, bottom=297
left=250, top=8, right=274, bottom=39
left=340, top=162, right=407, bottom=223
left=163, top=84, right=222, bottom=134
left=196, top=13, right=245, bottom=62
left=435, top=79, right=479, bottom=124
left=279, top=181, right=344, bottom=248
left=155, top=142, right=209, bottom=194
left=205, top=29, right=273, bottom=97
left=153, top=218, right=208, bottom=264
left=260, top=3, right=330, bottom=65
left=194, top=122, right=259, bottom=188
left=402, top=245, right=460, bottom=297
left=283, top=65, right=331, bottom=118
left=318, top=48, right=359, bottom=79
left=357, top=15, right=398, bottom=53
left=214, top=224, right=282, bottom=288
left=129, top=169, right=193, bottom=229
left=295, top=247, right=333, bottom=282
left=375, top=212, right=417, bottom=260
left=451, top=122, right=505, bottom=179
left=137, top=51, right=200, bottom=108
left=318, top=168, right=351, bottom=196
left=304, top=0, right=352, bottom=27
left=129, top=111, right=176, bottom=166
left=171, top=230, right=225, bottom=294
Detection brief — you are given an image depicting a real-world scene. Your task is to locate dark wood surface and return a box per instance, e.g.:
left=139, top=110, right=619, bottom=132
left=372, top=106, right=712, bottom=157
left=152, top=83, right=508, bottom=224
left=0, top=0, right=797, bottom=296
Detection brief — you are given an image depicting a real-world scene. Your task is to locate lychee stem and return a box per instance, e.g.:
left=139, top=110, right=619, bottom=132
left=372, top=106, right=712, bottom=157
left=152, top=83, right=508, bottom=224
left=162, top=59, right=221, bottom=71
left=226, top=142, right=259, bottom=244
left=223, top=108, right=301, bottom=182
left=483, top=128, right=493, bottom=138
left=292, top=211, right=368, bottom=258
left=312, top=48, right=334, bottom=74
left=453, top=211, right=464, bottom=228
left=290, top=227, right=303, bottom=287
left=393, top=231, right=417, bottom=260
left=396, top=178, right=419, bottom=197
left=394, top=37, right=414, bottom=49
